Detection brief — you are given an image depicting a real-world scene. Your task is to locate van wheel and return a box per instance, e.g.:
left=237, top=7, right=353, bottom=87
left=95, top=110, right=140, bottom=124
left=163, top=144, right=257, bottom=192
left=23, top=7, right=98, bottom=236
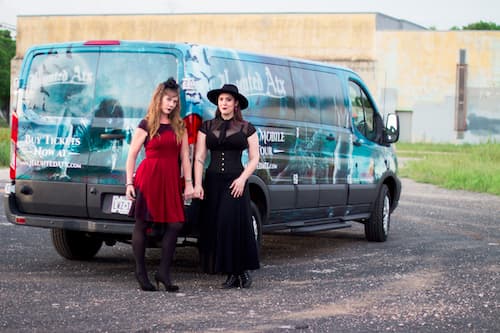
left=365, top=184, right=390, bottom=242
left=51, top=229, right=103, bottom=260
left=251, top=202, right=263, bottom=250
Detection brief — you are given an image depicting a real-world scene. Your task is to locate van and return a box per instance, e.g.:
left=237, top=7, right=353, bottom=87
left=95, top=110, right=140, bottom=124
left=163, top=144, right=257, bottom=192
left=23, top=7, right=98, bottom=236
left=5, top=40, right=401, bottom=260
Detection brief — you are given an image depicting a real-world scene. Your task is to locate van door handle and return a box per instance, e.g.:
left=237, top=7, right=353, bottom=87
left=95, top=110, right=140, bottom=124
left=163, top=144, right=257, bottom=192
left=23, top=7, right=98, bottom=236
left=326, top=134, right=336, bottom=141
left=100, top=133, right=125, bottom=140
left=353, top=138, right=362, bottom=146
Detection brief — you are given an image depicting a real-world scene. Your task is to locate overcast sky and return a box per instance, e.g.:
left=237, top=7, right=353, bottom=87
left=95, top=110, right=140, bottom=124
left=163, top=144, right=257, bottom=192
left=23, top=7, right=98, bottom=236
left=1, top=0, right=499, bottom=31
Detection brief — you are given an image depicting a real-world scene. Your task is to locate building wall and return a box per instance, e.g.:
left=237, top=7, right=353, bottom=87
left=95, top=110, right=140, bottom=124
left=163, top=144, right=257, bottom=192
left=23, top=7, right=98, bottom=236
left=376, top=31, right=500, bottom=142
left=15, top=13, right=376, bottom=61
left=10, top=13, right=500, bottom=143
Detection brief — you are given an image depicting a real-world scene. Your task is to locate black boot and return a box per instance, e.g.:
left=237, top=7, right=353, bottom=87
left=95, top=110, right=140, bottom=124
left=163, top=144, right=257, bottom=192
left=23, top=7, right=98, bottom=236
left=221, top=274, right=240, bottom=289
left=239, top=271, right=252, bottom=288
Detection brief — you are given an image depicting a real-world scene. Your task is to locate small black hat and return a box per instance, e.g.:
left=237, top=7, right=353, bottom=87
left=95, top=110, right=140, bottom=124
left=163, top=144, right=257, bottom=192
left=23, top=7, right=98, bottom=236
left=207, top=84, right=248, bottom=110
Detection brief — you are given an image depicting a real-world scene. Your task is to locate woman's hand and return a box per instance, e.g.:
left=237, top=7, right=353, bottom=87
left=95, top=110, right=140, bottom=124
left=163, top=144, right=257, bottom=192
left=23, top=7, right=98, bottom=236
left=125, top=185, right=136, bottom=201
left=230, top=177, right=246, bottom=198
left=193, top=184, right=204, bottom=200
left=184, top=183, right=194, bottom=200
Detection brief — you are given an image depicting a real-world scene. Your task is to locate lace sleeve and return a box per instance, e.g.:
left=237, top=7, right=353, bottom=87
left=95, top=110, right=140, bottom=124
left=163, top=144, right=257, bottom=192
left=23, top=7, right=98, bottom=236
left=199, top=120, right=211, bottom=135
left=246, top=121, right=256, bottom=137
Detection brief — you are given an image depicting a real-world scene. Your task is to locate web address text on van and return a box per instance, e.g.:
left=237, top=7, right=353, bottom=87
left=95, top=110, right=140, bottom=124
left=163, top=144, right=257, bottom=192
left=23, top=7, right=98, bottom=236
left=19, top=160, right=82, bottom=169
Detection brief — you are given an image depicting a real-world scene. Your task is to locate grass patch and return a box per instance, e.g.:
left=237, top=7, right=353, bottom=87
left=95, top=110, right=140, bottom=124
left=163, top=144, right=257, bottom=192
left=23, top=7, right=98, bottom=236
left=396, top=142, right=500, bottom=196
left=0, top=129, right=497, bottom=196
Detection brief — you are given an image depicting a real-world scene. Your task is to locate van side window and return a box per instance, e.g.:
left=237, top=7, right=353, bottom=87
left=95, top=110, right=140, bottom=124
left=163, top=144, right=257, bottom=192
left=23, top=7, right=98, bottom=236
left=291, top=67, right=320, bottom=123
left=210, top=58, right=295, bottom=120
left=349, top=81, right=378, bottom=141
left=317, top=71, right=349, bottom=128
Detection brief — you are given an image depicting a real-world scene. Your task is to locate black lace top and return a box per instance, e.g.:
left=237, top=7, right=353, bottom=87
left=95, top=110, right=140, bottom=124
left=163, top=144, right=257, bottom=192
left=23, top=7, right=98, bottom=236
left=200, top=117, right=256, bottom=175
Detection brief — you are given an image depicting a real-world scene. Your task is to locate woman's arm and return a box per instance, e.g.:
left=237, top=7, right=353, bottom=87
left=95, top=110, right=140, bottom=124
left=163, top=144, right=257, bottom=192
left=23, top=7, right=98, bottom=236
left=180, top=132, right=194, bottom=198
left=125, top=127, right=147, bottom=200
left=193, top=131, right=207, bottom=199
left=230, top=132, right=259, bottom=198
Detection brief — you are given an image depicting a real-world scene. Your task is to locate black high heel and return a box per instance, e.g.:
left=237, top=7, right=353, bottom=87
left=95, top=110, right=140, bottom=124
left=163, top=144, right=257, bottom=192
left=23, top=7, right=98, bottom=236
left=154, top=272, right=179, bottom=292
left=221, top=274, right=240, bottom=289
left=135, top=272, right=156, bottom=292
left=239, top=271, right=252, bottom=288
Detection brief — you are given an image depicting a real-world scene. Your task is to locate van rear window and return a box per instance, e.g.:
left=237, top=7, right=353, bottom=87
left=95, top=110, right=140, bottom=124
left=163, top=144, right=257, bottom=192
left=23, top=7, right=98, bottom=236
left=18, top=50, right=178, bottom=181
left=24, top=51, right=178, bottom=119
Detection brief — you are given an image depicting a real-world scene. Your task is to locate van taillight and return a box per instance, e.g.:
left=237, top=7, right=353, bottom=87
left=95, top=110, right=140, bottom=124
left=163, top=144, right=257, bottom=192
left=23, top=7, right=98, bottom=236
left=9, top=111, right=18, bottom=180
left=184, top=114, right=202, bottom=145
left=83, top=40, right=120, bottom=46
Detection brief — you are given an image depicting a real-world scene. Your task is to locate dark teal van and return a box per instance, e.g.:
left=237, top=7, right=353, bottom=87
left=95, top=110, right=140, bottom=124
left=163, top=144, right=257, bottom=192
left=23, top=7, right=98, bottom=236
left=5, top=40, right=401, bottom=260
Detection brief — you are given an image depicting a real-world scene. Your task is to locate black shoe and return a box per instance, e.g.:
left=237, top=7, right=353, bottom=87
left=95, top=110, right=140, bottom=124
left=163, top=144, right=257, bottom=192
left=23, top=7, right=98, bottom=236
left=221, top=274, right=240, bottom=289
left=154, top=272, right=179, bottom=292
left=239, top=271, right=252, bottom=288
left=135, top=272, right=156, bottom=292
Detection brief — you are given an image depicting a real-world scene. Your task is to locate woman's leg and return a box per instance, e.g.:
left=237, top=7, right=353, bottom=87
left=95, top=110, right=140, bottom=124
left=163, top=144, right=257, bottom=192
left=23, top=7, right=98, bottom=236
left=132, top=219, right=155, bottom=291
left=156, top=222, right=182, bottom=290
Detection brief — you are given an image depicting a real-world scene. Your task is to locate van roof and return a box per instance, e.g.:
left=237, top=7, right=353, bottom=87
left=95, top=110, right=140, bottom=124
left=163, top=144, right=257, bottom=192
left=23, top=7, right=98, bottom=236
left=25, top=40, right=356, bottom=75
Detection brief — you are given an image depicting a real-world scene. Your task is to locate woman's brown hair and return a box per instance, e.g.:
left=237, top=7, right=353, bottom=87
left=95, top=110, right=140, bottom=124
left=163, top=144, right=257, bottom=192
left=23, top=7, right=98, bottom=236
left=145, top=78, right=185, bottom=143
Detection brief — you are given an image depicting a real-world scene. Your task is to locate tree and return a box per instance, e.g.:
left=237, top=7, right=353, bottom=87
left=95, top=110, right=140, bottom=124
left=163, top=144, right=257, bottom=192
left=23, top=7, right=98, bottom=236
left=0, top=30, right=16, bottom=120
left=451, top=21, right=500, bottom=30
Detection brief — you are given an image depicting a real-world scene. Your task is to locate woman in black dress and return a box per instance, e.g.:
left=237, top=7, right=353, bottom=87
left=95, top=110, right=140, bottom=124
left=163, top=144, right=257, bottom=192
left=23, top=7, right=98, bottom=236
left=193, top=84, right=260, bottom=288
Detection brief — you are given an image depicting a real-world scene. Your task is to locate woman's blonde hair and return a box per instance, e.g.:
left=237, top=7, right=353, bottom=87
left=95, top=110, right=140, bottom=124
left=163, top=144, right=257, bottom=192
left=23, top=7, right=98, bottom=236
left=145, top=78, right=185, bottom=143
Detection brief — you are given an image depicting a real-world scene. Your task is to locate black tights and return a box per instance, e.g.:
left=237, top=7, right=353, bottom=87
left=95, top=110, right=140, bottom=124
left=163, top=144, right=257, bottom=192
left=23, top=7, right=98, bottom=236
left=132, top=219, right=182, bottom=284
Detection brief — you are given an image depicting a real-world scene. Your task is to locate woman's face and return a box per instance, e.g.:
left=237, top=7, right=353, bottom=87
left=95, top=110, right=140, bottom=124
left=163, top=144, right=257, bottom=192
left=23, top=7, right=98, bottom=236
left=160, top=89, right=179, bottom=115
left=218, top=93, right=239, bottom=118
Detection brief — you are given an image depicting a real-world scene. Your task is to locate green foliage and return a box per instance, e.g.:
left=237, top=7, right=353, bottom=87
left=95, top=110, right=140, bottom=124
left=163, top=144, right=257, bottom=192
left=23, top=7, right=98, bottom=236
left=0, top=30, right=16, bottom=116
left=0, top=127, right=10, bottom=166
left=451, top=20, right=500, bottom=30
left=397, top=142, right=500, bottom=196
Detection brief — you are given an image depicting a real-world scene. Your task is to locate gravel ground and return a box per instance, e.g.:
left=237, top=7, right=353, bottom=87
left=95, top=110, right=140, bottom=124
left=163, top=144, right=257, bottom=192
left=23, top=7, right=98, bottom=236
left=0, top=177, right=499, bottom=332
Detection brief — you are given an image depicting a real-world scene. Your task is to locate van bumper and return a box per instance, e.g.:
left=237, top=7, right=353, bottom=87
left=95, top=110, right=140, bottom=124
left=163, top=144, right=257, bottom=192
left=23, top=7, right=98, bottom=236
left=4, top=191, right=134, bottom=235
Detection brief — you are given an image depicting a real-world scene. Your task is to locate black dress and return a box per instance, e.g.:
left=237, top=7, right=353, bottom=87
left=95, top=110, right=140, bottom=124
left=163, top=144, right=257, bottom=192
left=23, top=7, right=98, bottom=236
left=198, top=117, right=260, bottom=274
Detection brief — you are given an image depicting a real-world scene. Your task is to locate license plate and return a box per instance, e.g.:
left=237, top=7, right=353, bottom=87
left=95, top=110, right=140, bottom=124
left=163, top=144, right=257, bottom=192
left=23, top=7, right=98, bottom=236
left=111, top=195, right=132, bottom=215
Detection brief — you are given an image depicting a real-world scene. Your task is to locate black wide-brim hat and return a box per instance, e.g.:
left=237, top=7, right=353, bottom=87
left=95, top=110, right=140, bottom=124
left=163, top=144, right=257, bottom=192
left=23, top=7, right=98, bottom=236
left=207, top=84, right=249, bottom=110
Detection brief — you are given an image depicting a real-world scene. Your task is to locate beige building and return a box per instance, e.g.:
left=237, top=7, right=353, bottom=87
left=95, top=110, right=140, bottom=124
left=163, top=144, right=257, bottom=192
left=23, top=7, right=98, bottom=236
left=11, top=13, right=500, bottom=142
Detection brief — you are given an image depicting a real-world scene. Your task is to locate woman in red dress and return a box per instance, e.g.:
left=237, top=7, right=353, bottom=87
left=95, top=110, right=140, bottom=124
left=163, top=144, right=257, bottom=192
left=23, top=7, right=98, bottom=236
left=125, top=78, right=193, bottom=292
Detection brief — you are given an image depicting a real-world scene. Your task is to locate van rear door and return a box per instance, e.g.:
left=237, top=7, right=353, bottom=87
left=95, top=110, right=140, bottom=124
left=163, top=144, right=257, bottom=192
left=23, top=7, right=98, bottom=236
left=83, top=48, right=180, bottom=220
left=15, top=46, right=100, bottom=217
left=15, top=43, right=180, bottom=220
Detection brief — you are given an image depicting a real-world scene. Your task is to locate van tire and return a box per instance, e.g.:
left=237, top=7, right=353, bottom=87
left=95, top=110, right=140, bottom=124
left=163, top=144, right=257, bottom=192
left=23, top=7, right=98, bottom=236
left=51, top=229, right=103, bottom=260
left=251, top=201, right=263, bottom=250
left=365, top=184, right=390, bottom=242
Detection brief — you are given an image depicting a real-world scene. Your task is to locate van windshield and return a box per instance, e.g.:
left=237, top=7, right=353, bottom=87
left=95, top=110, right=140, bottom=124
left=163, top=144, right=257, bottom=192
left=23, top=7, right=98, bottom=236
left=18, top=49, right=178, bottom=182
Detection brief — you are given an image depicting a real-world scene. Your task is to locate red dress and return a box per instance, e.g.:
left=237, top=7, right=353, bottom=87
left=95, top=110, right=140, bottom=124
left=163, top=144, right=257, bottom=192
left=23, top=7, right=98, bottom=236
left=131, top=119, right=185, bottom=223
